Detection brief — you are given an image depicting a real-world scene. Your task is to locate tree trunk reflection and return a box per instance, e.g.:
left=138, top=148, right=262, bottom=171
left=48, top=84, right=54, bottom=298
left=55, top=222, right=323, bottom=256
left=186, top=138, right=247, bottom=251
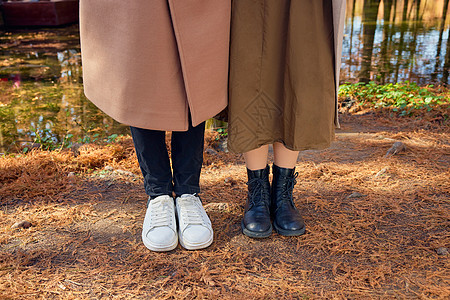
left=432, top=0, right=449, bottom=81
left=395, top=0, right=410, bottom=82
left=380, top=0, right=394, bottom=83
left=359, top=0, right=382, bottom=82
left=348, top=0, right=357, bottom=80
left=443, top=21, right=450, bottom=83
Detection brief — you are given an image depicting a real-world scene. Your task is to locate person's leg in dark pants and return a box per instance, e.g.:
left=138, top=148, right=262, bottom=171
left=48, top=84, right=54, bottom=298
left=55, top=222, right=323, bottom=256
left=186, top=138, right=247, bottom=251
left=130, top=126, right=178, bottom=252
left=171, top=121, right=206, bottom=196
left=130, top=122, right=213, bottom=251
left=130, top=126, right=173, bottom=199
left=171, top=121, right=213, bottom=250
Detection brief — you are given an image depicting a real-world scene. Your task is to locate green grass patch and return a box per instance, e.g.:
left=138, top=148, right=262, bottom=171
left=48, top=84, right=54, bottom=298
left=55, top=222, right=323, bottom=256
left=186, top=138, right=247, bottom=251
left=339, top=81, right=450, bottom=117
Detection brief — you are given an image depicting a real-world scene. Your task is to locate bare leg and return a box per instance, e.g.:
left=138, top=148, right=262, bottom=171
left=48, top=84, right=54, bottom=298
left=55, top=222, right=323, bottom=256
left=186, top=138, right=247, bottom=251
left=244, top=145, right=269, bottom=170
left=273, top=142, right=299, bottom=168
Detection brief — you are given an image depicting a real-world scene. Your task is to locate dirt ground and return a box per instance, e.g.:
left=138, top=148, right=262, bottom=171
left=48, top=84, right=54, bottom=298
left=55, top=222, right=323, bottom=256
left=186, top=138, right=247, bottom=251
left=0, top=113, right=449, bottom=299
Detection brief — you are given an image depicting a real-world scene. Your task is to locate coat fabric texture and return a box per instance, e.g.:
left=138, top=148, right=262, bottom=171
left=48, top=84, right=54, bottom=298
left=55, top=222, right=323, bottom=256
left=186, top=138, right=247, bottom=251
left=227, top=0, right=346, bottom=153
left=79, top=0, right=231, bottom=131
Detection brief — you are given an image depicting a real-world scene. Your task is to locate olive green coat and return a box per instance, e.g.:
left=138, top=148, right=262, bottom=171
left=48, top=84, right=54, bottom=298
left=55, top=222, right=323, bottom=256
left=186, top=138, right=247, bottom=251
left=227, top=0, right=346, bottom=153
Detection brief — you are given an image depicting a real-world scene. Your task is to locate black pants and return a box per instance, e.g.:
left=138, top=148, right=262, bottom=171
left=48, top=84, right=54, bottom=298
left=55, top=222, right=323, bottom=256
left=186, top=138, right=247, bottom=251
left=130, top=121, right=205, bottom=199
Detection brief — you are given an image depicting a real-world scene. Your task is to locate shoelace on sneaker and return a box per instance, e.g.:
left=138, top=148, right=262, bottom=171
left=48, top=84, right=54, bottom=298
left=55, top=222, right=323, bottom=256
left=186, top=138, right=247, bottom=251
left=178, top=197, right=205, bottom=225
left=150, top=200, right=174, bottom=227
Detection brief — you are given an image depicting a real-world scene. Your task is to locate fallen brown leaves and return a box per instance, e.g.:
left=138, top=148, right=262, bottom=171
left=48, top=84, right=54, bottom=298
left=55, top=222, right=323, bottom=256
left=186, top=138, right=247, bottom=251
left=0, top=116, right=449, bottom=299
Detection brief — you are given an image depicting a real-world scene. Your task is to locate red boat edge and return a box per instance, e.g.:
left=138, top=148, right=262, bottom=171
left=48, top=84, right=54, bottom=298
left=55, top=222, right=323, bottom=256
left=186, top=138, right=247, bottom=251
left=1, top=0, right=79, bottom=27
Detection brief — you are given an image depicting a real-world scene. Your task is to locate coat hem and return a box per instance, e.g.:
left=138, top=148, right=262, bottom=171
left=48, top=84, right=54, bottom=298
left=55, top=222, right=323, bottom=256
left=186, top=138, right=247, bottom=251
left=83, top=90, right=190, bottom=132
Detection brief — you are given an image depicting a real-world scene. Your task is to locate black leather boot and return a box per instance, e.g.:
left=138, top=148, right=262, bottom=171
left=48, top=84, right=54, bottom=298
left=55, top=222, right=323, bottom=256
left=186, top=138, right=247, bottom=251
left=241, top=165, right=272, bottom=238
left=271, top=165, right=305, bottom=236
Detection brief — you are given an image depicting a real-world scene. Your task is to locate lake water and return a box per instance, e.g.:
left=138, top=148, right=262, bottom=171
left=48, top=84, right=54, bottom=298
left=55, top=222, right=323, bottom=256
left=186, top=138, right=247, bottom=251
left=0, top=0, right=449, bottom=153
left=342, top=0, right=450, bottom=85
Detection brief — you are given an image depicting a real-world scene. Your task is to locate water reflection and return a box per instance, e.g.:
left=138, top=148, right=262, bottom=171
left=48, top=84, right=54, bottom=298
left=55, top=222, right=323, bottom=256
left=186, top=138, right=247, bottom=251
left=342, top=0, right=450, bottom=85
left=0, top=26, right=129, bottom=153
left=0, top=81, right=129, bottom=153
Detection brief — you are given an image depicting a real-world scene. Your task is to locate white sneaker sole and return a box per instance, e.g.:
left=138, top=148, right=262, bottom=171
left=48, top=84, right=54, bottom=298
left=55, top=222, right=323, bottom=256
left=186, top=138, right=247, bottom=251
left=142, top=233, right=178, bottom=252
left=178, top=233, right=213, bottom=250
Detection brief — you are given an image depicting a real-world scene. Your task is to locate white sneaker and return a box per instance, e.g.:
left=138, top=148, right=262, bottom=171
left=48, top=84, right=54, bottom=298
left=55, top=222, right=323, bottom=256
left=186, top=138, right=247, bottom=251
left=142, top=195, right=178, bottom=252
left=176, top=194, right=214, bottom=250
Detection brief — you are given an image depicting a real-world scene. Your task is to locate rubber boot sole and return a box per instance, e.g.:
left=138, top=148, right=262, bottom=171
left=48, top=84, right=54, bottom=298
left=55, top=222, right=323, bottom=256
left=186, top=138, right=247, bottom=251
left=241, top=220, right=272, bottom=238
left=273, top=222, right=306, bottom=236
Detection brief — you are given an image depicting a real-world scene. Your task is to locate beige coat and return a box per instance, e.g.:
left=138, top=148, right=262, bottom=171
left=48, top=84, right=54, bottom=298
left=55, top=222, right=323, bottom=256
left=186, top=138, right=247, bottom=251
left=79, top=0, right=231, bottom=131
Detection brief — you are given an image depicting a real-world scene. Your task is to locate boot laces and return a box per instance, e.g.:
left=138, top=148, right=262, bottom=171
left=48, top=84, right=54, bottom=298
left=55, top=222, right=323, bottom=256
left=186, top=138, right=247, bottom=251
left=280, top=172, right=298, bottom=204
left=246, top=178, right=270, bottom=207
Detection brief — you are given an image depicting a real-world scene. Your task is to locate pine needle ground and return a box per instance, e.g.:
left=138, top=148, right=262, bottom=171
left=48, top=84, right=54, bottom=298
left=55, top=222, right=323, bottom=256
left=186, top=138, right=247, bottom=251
left=0, top=113, right=449, bottom=299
